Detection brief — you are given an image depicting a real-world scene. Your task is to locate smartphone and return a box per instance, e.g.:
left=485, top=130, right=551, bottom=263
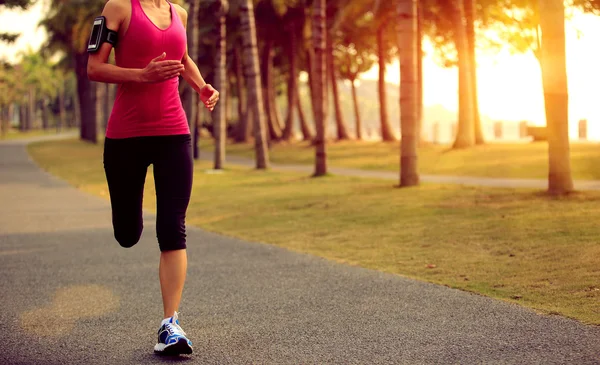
left=87, top=17, right=104, bottom=52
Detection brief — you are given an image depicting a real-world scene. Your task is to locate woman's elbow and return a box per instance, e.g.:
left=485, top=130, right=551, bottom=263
left=87, top=61, right=99, bottom=81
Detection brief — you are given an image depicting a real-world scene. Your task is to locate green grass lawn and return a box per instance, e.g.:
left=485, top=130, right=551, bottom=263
left=29, top=138, right=600, bottom=325
left=201, top=139, right=600, bottom=181
left=0, top=128, right=76, bottom=141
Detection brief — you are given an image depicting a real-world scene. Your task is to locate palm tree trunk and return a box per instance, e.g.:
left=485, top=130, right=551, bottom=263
left=313, top=0, right=327, bottom=176
left=240, top=0, right=270, bottom=169
left=451, top=0, right=475, bottom=149
left=194, top=104, right=201, bottom=159
left=226, top=77, right=232, bottom=127
left=6, top=104, right=14, bottom=134
left=296, top=76, right=314, bottom=141
left=41, top=99, right=49, bottom=130
left=261, top=36, right=282, bottom=140
left=377, top=24, right=396, bottom=142
left=95, top=81, right=106, bottom=135
left=282, top=72, right=296, bottom=141
left=233, top=44, right=251, bottom=143
left=397, top=0, right=419, bottom=186
left=72, top=76, right=81, bottom=128
left=58, top=83, right=66, bottom=132
left=464, top=0, right=483, bottom=145
left=282, top=24, right=298, bottom=141
left=329, top=41, right=350, bottom=140
left=306, top=49, right=317, bottom=120
left=75, top=52, right=97, bottom=143
left=350, top=78, right=362, bottom=140
left=539, top=0, right=573, bottom=194
left=104, top=83, right=111, bottom=131
left=417, top=5, right=424, bottom=144
left=28, top=86, right=36, bottom=130
left=214, top=5, right=227, bottom=170
left=0, top=106, right=5, bottom=135
left=184, top=0, right=200, bottom=155
left=19, top=103, right=26, bottom=131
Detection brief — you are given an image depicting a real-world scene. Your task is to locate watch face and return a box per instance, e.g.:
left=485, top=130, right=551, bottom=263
left=88, top=18, right=103, bottom=50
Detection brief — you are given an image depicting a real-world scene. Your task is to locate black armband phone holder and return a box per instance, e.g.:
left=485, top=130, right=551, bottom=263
left=87, top=16, right=118, bottom=53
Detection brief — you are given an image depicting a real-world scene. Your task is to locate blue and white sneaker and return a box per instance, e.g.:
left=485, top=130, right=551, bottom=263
left=154, top=312, right=193, bottom=356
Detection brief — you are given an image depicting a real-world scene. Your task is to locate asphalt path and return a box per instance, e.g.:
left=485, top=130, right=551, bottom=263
left=1, top=136, right=599, bottom=364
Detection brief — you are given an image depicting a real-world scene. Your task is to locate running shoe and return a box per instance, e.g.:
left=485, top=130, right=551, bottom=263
left=154, top=312, right=193, bottom=356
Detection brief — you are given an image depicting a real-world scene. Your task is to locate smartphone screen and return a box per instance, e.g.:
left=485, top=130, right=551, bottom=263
left=88, top=18, right=103, bottom=50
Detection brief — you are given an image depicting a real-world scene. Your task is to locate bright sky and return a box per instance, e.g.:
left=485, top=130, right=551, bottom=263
left=2, top=3, right=600, bottom=139
left=361, top=11, right=600, bottom=140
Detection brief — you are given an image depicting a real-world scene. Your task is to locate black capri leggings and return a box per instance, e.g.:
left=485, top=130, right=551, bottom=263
left=103, top=134, right=193, bottom=252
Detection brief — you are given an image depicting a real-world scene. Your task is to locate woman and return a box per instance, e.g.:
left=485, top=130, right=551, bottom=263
left=87, top=0, right=218, bottom=356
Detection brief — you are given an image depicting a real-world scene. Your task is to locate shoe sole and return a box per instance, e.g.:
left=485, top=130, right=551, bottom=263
left=154, top=338, right=193, bottom=356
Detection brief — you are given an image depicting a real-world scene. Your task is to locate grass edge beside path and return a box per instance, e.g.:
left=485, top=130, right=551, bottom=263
left=199, top=139, right=600, bottom=181
left=0, top=128, right=78, bottom=141
left=27, top=138, right=600, bottom=326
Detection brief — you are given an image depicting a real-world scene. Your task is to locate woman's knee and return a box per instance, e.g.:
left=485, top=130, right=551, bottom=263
left=156, top=221, right=187, bottom=251
left=158, top=238, right=187, bottom=252
left=114, top=227, right=143, bottom=248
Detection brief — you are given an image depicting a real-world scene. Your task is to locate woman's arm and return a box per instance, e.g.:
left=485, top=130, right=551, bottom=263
left=87, top=0, right=185, bottom=84
left=174, top=5, right=219, bottom=111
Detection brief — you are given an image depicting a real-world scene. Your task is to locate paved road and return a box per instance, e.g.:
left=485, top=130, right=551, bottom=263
left=1, top=138, right=600, bottom=365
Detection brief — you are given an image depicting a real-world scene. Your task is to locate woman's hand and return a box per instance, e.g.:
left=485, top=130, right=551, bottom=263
left=200, top=84, right=219, bottom=111
left=140, top=53, right=185, bottom=83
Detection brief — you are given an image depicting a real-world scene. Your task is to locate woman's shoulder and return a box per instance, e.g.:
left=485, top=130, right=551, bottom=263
left=103, top=0, right=131, bottom=15
left=172, top=3, right=187, bottom=18
left=100, top=0, right=130, bottom=28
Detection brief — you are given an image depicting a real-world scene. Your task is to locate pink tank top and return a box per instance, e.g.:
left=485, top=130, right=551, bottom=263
left=106, top=0, right=190, bottom=139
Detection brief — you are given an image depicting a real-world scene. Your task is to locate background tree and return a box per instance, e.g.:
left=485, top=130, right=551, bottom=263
left=421, top=0, right=483, bottom=149
left=212, top=0, right=229, bottom=170
left=451, top=0, right=476, bottom=148
left=224, top=1, right=252, bottom=143
left=464, top=0, right=484, bottom=144
left=326, top=0, right=353, bottom=141
left=182, top=0, right=201, bottom=158
left=0, top=0, right=35, bottom=44
left=539, top=0, right=573, bottom=194
left=275, top=0, right=312, bottom=141
left=313, top=0, right=327, bottom=176
left=336, top=43, right=376, bottom=140
left=255, top=0, right=286, bottom=141
left=240, top=0, right=270, bottom=169
left=397, top=0, right=419, bottom=186
left=373, top=0, right=400, bottom=142
left=0, top=62, right=22, bottom=135
left=40, top=0, right=105, bottom=143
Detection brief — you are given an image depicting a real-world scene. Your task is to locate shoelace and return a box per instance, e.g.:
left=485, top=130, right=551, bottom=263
left=165, top=322, right=186, bottom=337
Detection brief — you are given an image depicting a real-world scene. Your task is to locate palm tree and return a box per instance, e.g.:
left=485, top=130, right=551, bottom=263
left=279, top=2, right=309, bottom=141
left=538, top=0, right=573, bottom=194
left=239, top=0, right=270, bottom=169
left=373, top=0, right=399, bottom=142
left=336, top=44, right=376, bottom=140
left=19, top=49, right=59, bottom=131
left=328, top=33, right=351, bottom=141
left=312, top=0, right=327, bottom=176
left=0, top=0, right=35, bottom=44
left=397, top=0, right=419, bottom=186
left=232, top=40, right=252, bottom=143
left=464, top=0, right=484, bottom=145
left=182, top=0, right=200, bottom=158
left=41, top=0, right=105, bottom=143
left=213, top=0, right=229, bottom=170
left=255, top=0, right=284, bottom=141
left=0, top=62, right=21, bottom=135
left=451, top=0, right=475, bottom=149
